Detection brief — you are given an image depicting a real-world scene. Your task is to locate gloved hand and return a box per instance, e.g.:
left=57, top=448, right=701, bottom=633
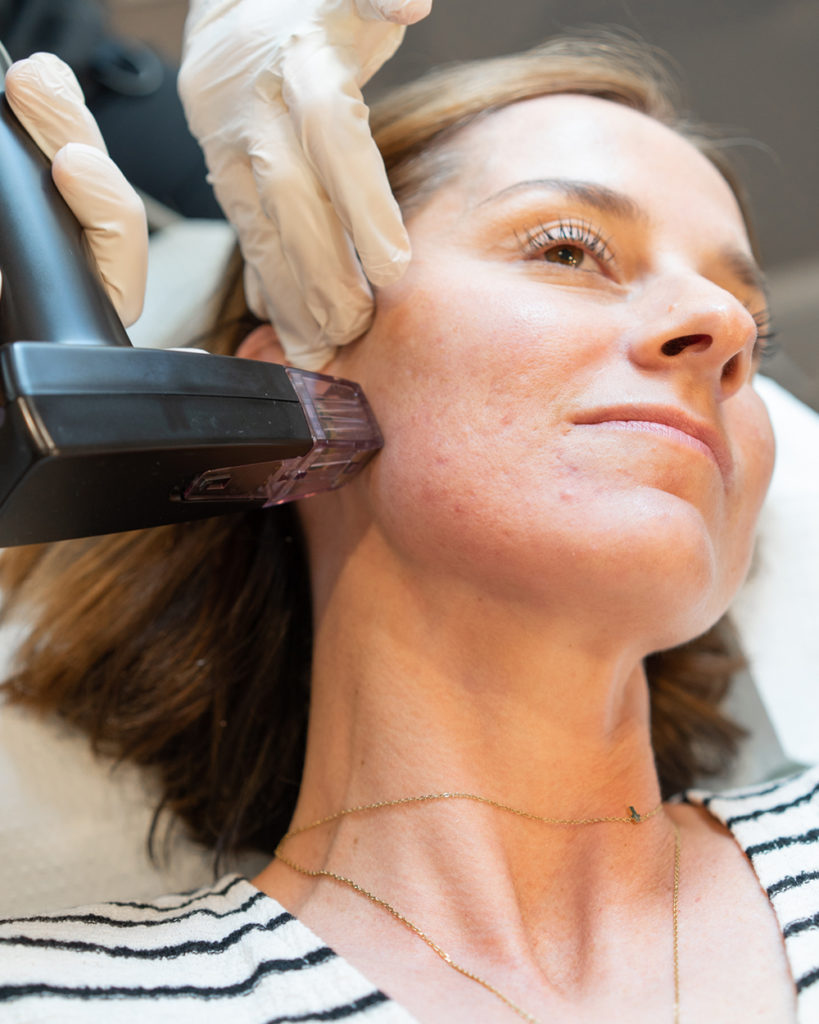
left=2, top=52, right=148, bottom=327
left=178, top=0, right=433, bottom=370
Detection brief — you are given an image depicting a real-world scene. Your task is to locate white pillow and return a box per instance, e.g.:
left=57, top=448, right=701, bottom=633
left=0, top=700, right=241, bottom=916
left=729, top=375, right=819, bottom=771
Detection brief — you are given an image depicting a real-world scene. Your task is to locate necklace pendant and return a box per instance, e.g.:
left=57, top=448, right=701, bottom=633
left=628, top=805, right=641, bottom=823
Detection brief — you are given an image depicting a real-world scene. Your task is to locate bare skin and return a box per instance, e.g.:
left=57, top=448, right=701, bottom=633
left=250, top=95, right=793, bottom=1021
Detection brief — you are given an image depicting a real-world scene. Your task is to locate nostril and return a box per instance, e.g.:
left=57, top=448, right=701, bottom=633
left=661, top=334, right=711, bottom=356
left=721, top=353, right=741, bottom=382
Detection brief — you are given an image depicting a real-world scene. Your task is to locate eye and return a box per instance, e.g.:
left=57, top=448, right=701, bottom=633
left=544, top=244, right=587, bottom=268
left=519, top=218, right=616, bottom=273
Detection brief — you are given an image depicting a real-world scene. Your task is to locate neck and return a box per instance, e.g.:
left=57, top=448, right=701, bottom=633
left=300, top=531, right=662, bottom=821
left=253, top=524, right=686, bottom=1015
left=259, top=528, right=674, bottom=974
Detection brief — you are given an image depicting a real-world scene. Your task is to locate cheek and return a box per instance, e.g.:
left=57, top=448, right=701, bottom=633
left=351, top=332, right=619, bottom=585
left=355, top=257, right=613, bottom=423
left=718, top=389, right=776, bottom=580
left=731, top=390, right=775, bottom=511
left=357, top=272, right=580, bottom=462
left=342, top=277, right=546, bottom=568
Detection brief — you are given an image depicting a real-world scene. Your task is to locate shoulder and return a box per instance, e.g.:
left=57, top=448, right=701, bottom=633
left=0, top=874, right=273, bottom=954
left=0, top=874, right=401, bottom=1023
left=684, top=763, right=819, bottom=852
left=685, top=765, right=819, bottom=1017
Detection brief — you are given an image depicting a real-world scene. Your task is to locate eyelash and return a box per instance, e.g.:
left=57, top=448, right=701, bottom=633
left=752, top=309, right=778, bottom=362
left=518, top=218, right=616, bottom=269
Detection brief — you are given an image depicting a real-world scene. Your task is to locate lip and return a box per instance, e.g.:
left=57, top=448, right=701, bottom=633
left=573, top=404, right=732, bottom=480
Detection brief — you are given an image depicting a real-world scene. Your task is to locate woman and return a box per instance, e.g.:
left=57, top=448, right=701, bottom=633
left=0, top=31, right=816, bottom=1024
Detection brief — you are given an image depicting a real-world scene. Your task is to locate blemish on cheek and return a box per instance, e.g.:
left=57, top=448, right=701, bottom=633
left=557, top=458, right=583, bottom=477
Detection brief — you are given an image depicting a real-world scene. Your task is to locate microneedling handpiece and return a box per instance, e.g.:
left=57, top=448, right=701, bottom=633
left=0, top=42, right=381, bottom=546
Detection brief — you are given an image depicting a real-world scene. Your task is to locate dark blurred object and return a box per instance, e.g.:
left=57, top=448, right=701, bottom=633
left=0, top=0, right=222, bottom=219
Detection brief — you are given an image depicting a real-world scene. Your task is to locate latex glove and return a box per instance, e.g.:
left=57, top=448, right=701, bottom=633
left=179, top=0, right=433, bottom=370
left=2, top=53, right=148, bottom=327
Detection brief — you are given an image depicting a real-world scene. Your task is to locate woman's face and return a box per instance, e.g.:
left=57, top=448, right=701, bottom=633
left=328, top=94, right=775, bottom=649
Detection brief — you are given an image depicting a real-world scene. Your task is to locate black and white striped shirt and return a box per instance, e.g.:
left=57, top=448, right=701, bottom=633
left=0, top=872, right=411, bottom=1023
left=685, top=764, right=819, bottom=1023
left=1, top=765, right=817, bottom=1023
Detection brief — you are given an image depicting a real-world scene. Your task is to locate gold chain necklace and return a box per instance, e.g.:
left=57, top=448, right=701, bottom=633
left=275, top=793, right=681, bottom=1024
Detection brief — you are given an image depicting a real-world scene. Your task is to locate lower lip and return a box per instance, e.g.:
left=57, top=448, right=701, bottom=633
left=579, top=420, right=718, bottom=465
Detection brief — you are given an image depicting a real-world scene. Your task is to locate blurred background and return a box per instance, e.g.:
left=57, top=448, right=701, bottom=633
left=3, top=0, right=816, bottom=408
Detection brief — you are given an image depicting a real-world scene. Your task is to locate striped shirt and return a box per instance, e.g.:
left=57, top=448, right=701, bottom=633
left=685, top=764, right=819, bottom=1023
left=0, top=765, right=817, bottom=1023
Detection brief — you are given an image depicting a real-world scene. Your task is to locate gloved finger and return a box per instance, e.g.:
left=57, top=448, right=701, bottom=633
left=209, top=151, right=371, bottom=365
left=243, top=94, right=377, bottom=342
left=4, top=52, right=107, bottom=160
left=241, top=218, right=348, bottom=371
left=278, top=38, right=410, bottom=287
left=51, top=144, right=148, bottom=326
left=243, top=261, right=336, bottom=372
left=355, top=0, right=433, bottom=25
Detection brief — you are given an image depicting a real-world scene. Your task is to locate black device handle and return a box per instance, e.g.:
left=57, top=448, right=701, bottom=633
left=0, top=61, right=130, bottom=347
left=0, top=44, right=381, bottom=546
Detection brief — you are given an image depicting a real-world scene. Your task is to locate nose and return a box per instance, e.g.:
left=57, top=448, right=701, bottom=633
left=628, top=274, right=759, bottom=400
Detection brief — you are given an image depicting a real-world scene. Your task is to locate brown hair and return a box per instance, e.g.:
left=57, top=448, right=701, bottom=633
left=0, top=30, right=748, bottom=866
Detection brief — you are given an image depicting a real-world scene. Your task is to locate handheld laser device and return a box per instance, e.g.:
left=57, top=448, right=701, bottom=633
left=0, top=45, right=382, bottom=547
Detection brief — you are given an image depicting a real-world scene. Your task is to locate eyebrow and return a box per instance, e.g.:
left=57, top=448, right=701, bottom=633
left=475, top=178, right=647, bottom=222
left=476, top=176, right=767, bottom=298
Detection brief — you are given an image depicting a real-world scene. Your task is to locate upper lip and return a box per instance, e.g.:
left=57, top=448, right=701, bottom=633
left=573, top=404, right=732, bottom=479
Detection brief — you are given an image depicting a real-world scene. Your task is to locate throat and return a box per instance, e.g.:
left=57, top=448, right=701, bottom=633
left=261, top=792, right=682, bottom=1024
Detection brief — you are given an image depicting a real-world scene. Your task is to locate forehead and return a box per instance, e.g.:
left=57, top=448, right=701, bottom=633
left=450, top=93, right=749, bottom=241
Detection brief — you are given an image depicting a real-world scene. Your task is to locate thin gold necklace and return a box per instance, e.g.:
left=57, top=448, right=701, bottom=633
left=275, top=793, right=681, bottom=1024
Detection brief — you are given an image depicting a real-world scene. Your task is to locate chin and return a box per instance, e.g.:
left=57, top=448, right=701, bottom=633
left=602, top=501, right=752, bottom=651
left=530, top=486, right=738, bottom=642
